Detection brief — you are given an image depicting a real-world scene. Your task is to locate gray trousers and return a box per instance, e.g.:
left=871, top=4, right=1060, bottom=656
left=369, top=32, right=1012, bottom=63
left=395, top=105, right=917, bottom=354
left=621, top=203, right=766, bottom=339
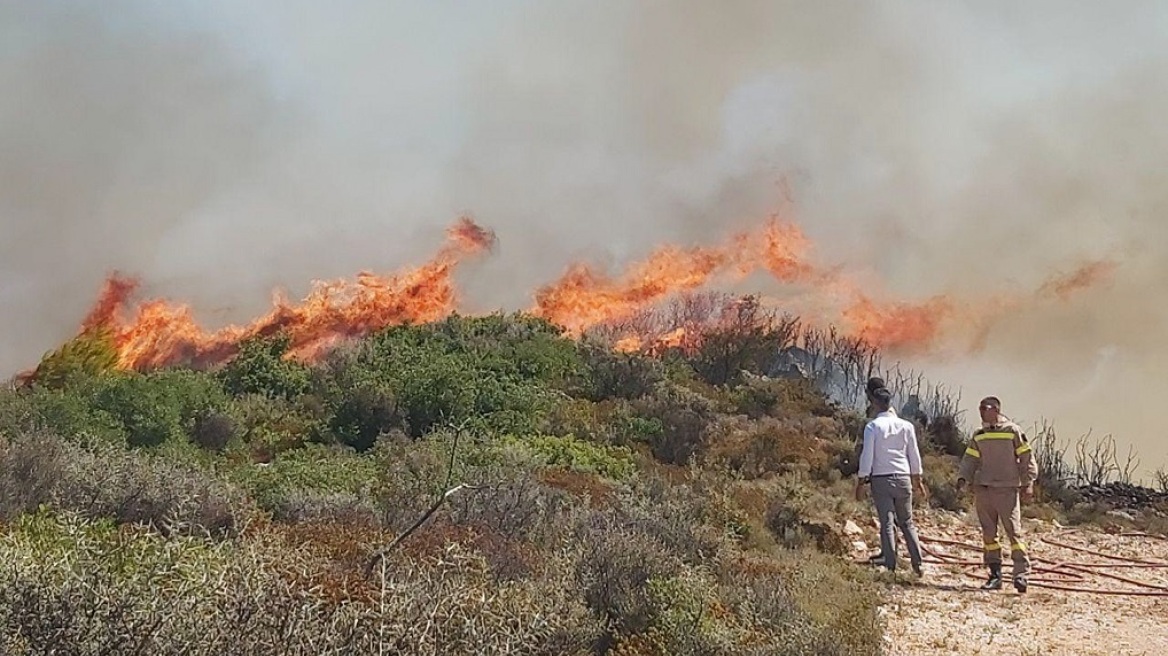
left=871, top=475, right=923, bottom=571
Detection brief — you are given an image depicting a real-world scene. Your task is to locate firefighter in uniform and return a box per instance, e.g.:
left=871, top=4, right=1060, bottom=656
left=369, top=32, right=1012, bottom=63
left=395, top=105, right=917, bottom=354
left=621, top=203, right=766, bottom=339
left=957, top=396, right=1038, bottom=592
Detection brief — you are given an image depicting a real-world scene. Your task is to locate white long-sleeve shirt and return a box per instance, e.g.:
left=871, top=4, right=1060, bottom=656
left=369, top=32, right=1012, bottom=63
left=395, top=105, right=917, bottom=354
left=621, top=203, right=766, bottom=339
left=858, top=411, right=922, bottom=478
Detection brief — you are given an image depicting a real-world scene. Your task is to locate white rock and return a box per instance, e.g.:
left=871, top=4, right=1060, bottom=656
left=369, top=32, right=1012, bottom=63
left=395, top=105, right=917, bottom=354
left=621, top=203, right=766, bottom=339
left=844, top=519, right=864, bottom=536
left=852, top=540, right=868, bottom=552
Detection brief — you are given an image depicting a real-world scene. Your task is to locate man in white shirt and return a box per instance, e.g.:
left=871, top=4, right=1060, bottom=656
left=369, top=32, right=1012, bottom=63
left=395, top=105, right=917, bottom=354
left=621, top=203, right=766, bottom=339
left=855, top=386, right=926, bottom=575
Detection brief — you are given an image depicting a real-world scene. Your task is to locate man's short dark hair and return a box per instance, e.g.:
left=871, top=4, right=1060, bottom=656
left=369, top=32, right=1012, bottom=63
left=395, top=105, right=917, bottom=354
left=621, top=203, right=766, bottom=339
left=870, top=386, right=893, bottom=409
left=866, top=377, right=886, bottom=395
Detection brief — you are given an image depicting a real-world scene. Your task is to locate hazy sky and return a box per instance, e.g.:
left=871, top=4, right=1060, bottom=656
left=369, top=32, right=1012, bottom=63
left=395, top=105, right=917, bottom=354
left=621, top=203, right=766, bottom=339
left=3, top=1, right=1167, bottom=474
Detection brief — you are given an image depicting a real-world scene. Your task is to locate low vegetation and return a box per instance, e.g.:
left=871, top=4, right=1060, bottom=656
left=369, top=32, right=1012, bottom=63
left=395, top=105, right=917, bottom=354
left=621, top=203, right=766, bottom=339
left=0, top=298, right=1160, bottom=654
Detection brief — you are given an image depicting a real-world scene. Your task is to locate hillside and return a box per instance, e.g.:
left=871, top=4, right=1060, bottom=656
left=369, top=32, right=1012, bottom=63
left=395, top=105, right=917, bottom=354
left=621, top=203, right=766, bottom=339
left=2, top=309, right=1166, bottom=655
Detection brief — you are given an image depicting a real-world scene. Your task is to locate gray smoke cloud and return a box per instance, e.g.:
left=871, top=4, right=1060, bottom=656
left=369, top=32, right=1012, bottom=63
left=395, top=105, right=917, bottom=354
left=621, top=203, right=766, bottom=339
left=3, top=1, right=1166, bottom=474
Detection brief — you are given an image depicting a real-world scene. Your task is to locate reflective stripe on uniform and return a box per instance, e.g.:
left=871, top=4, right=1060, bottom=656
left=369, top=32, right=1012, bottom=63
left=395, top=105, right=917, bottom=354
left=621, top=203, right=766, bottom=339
left=1015, top=443, right=1032, bottom=455
left=984, top=542, right=1002, bottom=551
left=965, top=447, right=981, bottom=457
left=1011, top=542, right=1027, bottom=552
left=975, top=432, right=1017, bottom=442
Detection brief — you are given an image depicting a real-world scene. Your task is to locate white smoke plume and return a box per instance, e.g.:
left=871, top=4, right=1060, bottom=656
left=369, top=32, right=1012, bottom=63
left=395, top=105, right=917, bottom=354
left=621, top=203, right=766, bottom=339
left=2, top=1, right=1166, bottom=473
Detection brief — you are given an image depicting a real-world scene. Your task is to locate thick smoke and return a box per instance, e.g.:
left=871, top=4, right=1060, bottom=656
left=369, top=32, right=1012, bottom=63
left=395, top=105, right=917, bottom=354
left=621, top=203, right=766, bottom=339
left=3, top=1, right=1167, bottom=473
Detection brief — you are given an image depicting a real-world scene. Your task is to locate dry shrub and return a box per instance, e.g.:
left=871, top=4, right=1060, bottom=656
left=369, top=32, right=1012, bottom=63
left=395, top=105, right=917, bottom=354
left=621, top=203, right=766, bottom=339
left=446, top=467, right=574, bottom=545
left=634, top=383, right=719, bottom=465
left=924, top=414, right=964, bottom=456
left=1031, top=422, right=1083, bottom=508
left=1155, top=468, right=1168, bottom=495
left=576, top=342, right=665, bottom=401
left=573, top=512, right=679, bottom=637
left=373, top=546, right=602, bottom=655
left=921, top=453, right=964, bottom=512
left=0, top=432, right=249, bottom=537
left=372, top=432, right=575, bottom=550
left=372, top=435, right=449, bottom=531
left=538, top=468, right=617, bottom=508
left=0, top=433, right=66, bottom=520
left=742, top=474, right=858, bottom=554
left=729, top=376, right=836, bottom=420
left=615, top=476, right=737, bottom=565
left=191, top=412, right=237, bottom=452
left=703, top=415, right=844, bottom=480
left=716, top=551, right=883, bottom=656
left=545, top=398, right=657, bottom=447
left=266, top=489, right=379, bottom=527
left=0, top=511, right=602, bottom=655
left=397, top=518, right=543, bottom=583
left=269, top=520, right=389, bottom=605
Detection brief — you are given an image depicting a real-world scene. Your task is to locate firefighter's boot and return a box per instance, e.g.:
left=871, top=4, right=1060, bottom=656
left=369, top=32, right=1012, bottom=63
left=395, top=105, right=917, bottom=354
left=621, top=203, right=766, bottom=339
left=1013, top=573, right=1028, bottom=594
left=981, top=564, right=1003, bottom=591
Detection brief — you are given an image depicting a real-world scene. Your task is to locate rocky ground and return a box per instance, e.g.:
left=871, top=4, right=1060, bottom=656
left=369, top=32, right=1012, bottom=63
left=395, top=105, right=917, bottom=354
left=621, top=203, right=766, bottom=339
left=853, top=510, right=1168, bottom=655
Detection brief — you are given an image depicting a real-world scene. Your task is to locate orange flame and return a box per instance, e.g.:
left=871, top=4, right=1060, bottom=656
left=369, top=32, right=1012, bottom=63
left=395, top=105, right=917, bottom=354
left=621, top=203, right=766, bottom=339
left=533, top=216, right=813, bottom=334
left=841, top=296, right=954, bottom=350
left=91, top=217, right=494, bottom=370
left=38, top=212, right=1118, bottom=376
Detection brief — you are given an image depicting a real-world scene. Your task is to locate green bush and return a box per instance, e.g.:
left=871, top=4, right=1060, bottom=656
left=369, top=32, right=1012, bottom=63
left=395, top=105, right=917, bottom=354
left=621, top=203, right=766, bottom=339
left=727, top=376, right=836, bottom=420
left=921, top=454, right=964, bottom=512
left=310, top=353, right=405, bottom=451
left=343, top=324, right=560, bottom=438
left=546, top=398, right=663, bottom=448
left=92, top=369, right=229, bottom=448
left=190, top=412, right=237, bottom=452
left=428, top=313, right=584, bottom=386
left=704, top=415, right=848, bottom=480
left=227, top=394, right=321, bottom=457
left=229, top=443, right=377, bottom=520
left=503, top=434, right=637, bottom=479
left=217, top=334, right=312, bottom=401
left=0, top=384, right=124, bottom=445
left=0, top=310, right=899, bottom=655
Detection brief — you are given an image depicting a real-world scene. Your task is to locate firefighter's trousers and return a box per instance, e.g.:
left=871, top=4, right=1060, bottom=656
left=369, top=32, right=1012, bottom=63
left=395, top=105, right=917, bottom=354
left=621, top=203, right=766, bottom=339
left=974, top=485, right=1030, bottom=577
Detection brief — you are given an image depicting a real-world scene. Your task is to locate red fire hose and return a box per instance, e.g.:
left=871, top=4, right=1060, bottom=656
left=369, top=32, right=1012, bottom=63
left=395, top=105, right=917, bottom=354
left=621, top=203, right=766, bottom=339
left=893, top=533, right=1168, bottom=597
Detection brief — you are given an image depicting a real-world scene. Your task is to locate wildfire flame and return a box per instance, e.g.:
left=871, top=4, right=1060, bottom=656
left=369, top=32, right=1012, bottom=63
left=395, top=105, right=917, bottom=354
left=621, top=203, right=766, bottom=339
left=533, top=217, right=814, bottom=334
left=83, top=217, right=494, bottom=371
left=29, top=212, right=1115, bottom=377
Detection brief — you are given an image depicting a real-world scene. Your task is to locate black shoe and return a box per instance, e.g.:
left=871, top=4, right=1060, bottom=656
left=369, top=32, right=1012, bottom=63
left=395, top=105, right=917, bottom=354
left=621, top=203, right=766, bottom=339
left=1014, top=575, right=1028, bottom=593
left=981, top=565, right=1003, bottom=591
left=912, top=564, right=924, bottom=578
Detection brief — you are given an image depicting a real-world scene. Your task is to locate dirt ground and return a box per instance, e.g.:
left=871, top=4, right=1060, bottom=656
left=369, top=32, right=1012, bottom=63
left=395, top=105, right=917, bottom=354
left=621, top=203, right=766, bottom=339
left=858, top=510, right=1168, bottom=656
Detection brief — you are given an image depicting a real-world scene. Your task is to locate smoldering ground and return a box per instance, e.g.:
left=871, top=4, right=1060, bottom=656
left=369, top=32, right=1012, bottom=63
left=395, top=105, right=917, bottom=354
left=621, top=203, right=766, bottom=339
left=2, top=1, right=1166, bottom=473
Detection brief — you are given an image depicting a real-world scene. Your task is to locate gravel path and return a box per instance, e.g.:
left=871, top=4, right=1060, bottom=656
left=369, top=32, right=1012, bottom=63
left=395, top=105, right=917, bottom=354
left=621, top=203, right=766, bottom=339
left=860, top=511, right=1168, bottom=655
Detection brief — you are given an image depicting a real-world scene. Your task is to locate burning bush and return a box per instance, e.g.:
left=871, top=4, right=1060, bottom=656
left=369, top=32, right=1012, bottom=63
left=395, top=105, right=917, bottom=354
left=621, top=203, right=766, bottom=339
left=0, top=309, right=899, bottom=655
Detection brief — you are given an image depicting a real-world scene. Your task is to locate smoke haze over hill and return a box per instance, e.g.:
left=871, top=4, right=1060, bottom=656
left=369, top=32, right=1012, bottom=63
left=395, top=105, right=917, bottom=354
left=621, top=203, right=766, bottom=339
left=3, top=1, right=1166, bottom=473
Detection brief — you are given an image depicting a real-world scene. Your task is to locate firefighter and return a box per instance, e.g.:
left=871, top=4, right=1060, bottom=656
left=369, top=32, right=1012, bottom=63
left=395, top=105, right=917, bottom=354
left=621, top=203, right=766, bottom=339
left=957, top=396, right=1038, bottom=592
